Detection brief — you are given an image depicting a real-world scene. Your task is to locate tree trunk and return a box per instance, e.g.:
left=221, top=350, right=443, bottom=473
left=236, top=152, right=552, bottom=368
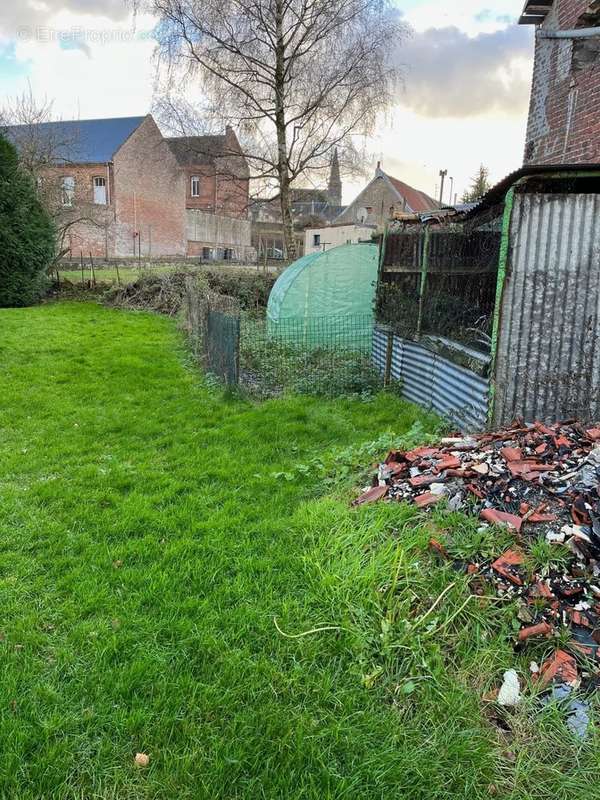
left=274, top=0, right=296, bottom=262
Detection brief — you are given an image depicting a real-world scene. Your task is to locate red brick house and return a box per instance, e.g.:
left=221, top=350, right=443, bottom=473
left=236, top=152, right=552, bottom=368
left=6, top=114, right=251, bottom=259
left=521, top=0, right=600, bottom=164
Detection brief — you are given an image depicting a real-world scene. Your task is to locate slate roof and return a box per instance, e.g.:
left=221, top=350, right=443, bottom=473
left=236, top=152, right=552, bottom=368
left=4, top=116, right=147, bottom=164
left=385, top=173, right=441, bottom=213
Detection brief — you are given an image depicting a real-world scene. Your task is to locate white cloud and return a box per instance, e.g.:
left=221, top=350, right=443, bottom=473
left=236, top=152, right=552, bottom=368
left=9, top=9, right=157, bottom=119
left=395, top=24, right=533, bottom=117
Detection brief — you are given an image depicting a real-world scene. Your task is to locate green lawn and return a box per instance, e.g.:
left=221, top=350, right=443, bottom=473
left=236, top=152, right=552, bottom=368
left=0, top=302, right=598, bottom=799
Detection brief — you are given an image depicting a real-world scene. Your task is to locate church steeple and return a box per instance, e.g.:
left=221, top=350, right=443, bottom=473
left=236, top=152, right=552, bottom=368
left=327, top=148, right=342, bottom=207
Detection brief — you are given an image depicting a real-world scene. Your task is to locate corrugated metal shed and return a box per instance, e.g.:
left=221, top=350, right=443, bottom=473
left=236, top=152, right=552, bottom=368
left=376, top=166, right=600, bottom=430
left=493, top=191, right=600, bottom=424
left=373, top=328, right=490, bottom=431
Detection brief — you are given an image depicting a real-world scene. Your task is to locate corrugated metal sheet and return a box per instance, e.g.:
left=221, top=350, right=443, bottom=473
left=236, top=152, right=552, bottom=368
left=373, top=327, right=489, bottom=431
left=494, top=192, right=600, bottom=425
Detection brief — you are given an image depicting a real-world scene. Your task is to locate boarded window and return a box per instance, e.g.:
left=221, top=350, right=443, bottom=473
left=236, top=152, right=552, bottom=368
left=61, top=176, right=75, bottom=207
left=93, top=176, right=107, bottom=205
left=191, top=176, right=201, bottom=197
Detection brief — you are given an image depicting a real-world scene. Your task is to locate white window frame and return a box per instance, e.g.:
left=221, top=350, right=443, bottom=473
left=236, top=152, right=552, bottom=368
left=191, top=176, right=200, bottom=198
left=93, top=176, right=107, bottom=205
left=61, top=176, right=75, bottom=207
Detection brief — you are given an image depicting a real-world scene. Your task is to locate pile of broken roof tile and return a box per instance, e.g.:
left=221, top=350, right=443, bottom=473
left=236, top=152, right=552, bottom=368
left=353, top=420, right=600, bottom=703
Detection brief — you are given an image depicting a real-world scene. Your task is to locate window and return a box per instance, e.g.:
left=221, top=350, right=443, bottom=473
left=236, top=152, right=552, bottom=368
left=61, top=176, right=75, bottom=207
left=313, top=233, right=321, bottom=247
left=191, top=176, right=200, bottom=197
left=93, top=176, right=107, bottom=205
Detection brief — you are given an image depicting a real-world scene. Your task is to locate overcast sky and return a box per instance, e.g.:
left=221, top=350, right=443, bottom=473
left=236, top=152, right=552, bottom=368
left=0, top=0, right=534, bottom=203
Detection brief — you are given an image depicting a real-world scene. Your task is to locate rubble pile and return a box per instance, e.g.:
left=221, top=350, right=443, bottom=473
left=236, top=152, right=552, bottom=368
left=354, top=420, right=600, bottom=732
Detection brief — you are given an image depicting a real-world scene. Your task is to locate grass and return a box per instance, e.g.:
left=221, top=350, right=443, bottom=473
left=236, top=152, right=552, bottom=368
left=0, top=302, right=599, bottom=799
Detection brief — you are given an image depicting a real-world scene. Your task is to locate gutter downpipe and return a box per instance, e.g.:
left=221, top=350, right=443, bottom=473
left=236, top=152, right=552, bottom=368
left=487, top=184, right=516, bottom=428
left=539, top=27, right=600, bottom=39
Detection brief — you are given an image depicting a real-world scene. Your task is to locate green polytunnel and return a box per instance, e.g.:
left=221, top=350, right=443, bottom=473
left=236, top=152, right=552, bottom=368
left=266, top=243, right=379, bottom=348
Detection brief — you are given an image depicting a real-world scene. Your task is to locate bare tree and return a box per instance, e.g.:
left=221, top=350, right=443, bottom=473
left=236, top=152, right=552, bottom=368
left=0, top=88, right=106, bottom=264
left=141, top=0, right=403, bottom=259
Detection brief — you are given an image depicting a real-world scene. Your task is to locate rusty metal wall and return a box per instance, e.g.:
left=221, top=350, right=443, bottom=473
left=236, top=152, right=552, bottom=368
left=494, top=192, right=600, bottom=425
left=373, top=327, right=490, bottom=431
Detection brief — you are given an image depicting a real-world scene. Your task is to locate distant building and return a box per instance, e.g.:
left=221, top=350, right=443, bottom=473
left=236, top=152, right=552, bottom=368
left=304, top=222, right=376, bottom=254
left=250, top=149, right=345, bottom=259
left=334, top=165, right=440, bottom=228
left=5, top=115, right=252, bottom=259
left=521, top=0, right=600, bottom=164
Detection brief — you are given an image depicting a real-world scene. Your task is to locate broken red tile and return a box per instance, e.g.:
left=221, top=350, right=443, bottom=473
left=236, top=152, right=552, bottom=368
left=404, top=447, right=439, bottom=463
left=535, top=423, right=556, bottom=436
left=384, top=461, right=407, bottom=477
left=352, top=485, right=388, bottom=506
left=532, top=581, right=555, bottom=600
left=569, top=640, right=596, bottom=658
left=518, top=621, right=554, bottom=642
left=481, top=509, right=523, bottom=532
left=491, top=550, right=525, bottom=585
left=535, top=442, right=549, bottom=455
left=433, top=455, right=461, bottom=473
left=567, top=609, right=592, bottom=628
left=519, top=502, right=530, bottom=516
left=538, top=650, right=578, bottom=688
left=445, top=468, right=470, bottom=478
left=467, top=563, right=479, bottom=575
left=585, top=428, right=600, bottom=441
left=558, top=584, right=584, bottom=598
left=501, top=447, right=523, bottom=462
left=429, top=538, right=448, bottom=559
left=467, top=483, right=485, bottom=499
left=528, top=512, right=558, bottom=523
left=507, top=460, right=556, bottom=478
left=409, top=473, right=443, bottom=488
left=415, top=492, right=442, bottom=509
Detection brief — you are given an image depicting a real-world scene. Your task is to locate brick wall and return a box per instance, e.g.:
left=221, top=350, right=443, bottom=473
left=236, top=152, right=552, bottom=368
left=525, top=0, right=600, bottom=164
left=39, top=163, right=114, bottom=258
left=113, top=116, right=186, bottom=257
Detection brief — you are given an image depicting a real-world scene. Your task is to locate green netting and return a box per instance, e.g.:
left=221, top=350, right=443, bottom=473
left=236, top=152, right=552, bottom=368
left=267, top=243, right=379, bottom=346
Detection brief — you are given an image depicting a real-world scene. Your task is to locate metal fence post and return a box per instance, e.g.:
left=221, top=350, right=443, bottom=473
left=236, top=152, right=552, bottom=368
left=416, top=227, right=430, bottom=341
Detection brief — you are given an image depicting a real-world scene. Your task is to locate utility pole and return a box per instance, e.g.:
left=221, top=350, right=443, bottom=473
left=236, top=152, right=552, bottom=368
left=439, top=169, right=448, bottom=204
left=448, top=176, right=454, bottom=206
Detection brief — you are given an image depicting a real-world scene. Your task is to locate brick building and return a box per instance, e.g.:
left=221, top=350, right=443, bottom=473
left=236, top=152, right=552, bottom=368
left=521, top=0, right=600, bottom=164
left=334, top=164, right=440, bottom=228
left=5, top=114, right=251, bottom=259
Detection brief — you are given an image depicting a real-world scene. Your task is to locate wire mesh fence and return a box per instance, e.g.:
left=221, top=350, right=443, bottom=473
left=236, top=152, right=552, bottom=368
left=240, top=315, right=380, bottom=397
left=377, top=227, right=501, bottom=373
left=183, top=278, right=381, bottom=395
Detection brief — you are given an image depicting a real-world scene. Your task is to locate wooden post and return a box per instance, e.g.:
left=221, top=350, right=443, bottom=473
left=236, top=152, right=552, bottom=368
left=80, top=251, right=85, bottom=286
left=89, top=252, right=96, bottom=287
left=115, top=262, right=121, bottom=286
